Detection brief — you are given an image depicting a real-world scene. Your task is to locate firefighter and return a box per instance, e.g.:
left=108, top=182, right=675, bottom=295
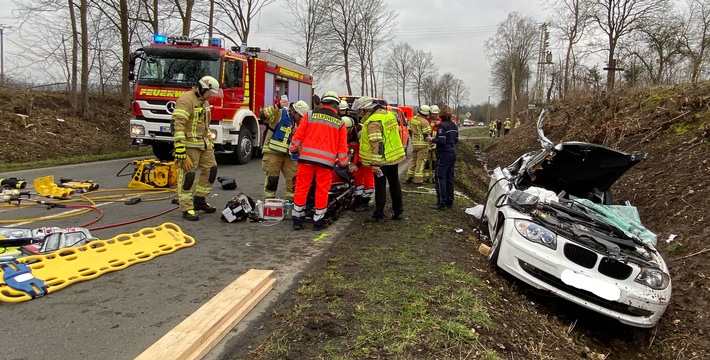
left=423, top=105, right=441, bottom=183
left=259, top=96, right=310, bottom=200
left=405, top=105, right=431, bottom=185
left=342, top=100, right=374, bottom=212
left=430, top=105, right=459, bottom=210
left=488, top=119, right=496, bottom=137
left=514, top=118, right=521, bottom=129
left=172, top=75, right=221, bottom=221
left=504, top=117, right=512, bottom=137
left=354, top=96, right=406, bottom=222
left=289, top=91, right=349, bottom=231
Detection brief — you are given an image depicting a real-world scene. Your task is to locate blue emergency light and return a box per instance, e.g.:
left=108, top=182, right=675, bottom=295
left=153, top=34, right=167, bottom=44
left=210, top=38, right=223, bottom=47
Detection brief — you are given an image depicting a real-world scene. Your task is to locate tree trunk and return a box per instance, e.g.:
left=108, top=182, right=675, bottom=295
left=120, top=0, right=130, bottom=107
left=80, top=0, right=89, bottom=119
left=208, top=0, right=214, bottom=38
left=153, top=0, right=158, bottom=33
left=182, top=0, right=194, bottom=36
left=343, top=50, right=352, bottom=95
left=68, top=0, right=78, bottom=114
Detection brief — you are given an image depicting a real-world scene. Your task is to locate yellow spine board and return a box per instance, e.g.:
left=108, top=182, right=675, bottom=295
left=0, top=222, right=195, bottom=302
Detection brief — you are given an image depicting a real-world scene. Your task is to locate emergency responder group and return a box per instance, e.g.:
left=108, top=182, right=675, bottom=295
left=171, top=76, right=460, bottom=227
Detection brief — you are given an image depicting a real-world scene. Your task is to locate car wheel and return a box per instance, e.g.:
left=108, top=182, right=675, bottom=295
left=488, top=223, right=503, bottom=266
left=234, top=128, right=253, bottom=165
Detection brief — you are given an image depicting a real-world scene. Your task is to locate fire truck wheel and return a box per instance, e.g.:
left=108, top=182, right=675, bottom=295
left=234, top=128, right=253, bottom=165
left=152, top=142, right=175, bottom=161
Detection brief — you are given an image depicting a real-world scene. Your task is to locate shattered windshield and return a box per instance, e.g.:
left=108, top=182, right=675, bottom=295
left=137, top=50, right=221, bottom=87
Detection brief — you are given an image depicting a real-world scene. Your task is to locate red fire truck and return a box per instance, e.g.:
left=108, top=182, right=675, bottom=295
left=128, top=35, right=313, bottom=164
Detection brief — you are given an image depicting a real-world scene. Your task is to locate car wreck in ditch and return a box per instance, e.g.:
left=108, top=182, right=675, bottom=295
left=483, top=109, right=671, bottom=328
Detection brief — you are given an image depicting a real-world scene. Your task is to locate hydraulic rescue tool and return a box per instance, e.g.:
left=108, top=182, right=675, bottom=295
left=116, top=159, right=178, bottom=189
left=59, top=178, right=99, bottom=192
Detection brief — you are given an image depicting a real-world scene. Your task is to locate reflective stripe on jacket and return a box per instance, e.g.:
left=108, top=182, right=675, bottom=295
left=264, top=107, right=293, bottom=154
left=289, top=105, right=348, bottom=169
left=171, top=91, right=211, bottom=149
left=360, top=109, right=405, bottom=166
left=410, top=114, right=431, bottom=149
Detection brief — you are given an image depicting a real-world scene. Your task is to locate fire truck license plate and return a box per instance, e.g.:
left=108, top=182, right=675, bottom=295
left=160, top=126, right=171, bottom=132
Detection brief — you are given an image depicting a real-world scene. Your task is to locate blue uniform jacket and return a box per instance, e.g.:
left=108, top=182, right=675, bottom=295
left=433, top=120, right=458, bottom=154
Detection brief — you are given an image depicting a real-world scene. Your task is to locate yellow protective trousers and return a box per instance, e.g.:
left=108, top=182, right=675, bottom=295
left=262, top=152, right=298, bottom=200
left=177, top=147, right=217, bottom=212
left=406, top=147, right=430, bottom=184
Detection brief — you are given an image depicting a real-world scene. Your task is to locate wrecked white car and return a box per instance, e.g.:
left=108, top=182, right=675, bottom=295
left=483, top=110, right=670, bottom=328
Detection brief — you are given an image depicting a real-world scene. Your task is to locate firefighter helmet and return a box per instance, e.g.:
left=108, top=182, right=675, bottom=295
left=198, top=76, right=220, bottom=94
left=352, top=96, right=375, bottom=111
left=292, top=100, right=310, bottom=116
left=430, top=105, right=440, bottom=114
left=419, top=105, right=430, bottom=116
left=339, top=100, right=349, bottom=110
left=343, top=116, right=354, bottom=129
left=321, top=91, right=340, bottom=105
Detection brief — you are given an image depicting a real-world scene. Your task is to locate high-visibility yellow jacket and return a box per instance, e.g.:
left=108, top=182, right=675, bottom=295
left=504, top=120, right=511, bottom=129
left=171, top=91, right=211, bottom=149
left=360, top=109, right=405, bottom=166
left=261, top=105, right=294, bottom=155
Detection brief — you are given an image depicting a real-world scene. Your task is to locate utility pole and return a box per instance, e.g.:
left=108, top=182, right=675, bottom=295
left=0, top=24, right=10, bottom=87
left=534, top=23, right=552, bottom=104
left=486, top=96, right=491, bottom=122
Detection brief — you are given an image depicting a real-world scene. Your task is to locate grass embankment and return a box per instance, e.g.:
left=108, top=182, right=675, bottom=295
left=0, top=147, right=152, bottom=172
left=239, top=138, right=596, bottom=360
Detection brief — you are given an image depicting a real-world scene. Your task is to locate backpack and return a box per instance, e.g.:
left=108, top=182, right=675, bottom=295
left=221, top=192, right=256, bottom=223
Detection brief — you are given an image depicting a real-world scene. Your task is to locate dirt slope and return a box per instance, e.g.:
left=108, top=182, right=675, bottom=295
left=0, top=89, right=133, bottom=164
left=485, top=82, right=709, bottom=358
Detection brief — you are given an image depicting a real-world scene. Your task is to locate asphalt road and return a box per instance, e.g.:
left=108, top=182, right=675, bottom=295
left=0, top=156, right=361, bottom=360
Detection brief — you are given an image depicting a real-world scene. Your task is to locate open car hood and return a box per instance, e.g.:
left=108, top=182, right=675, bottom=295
left=508, top=142, right=646, bottom=199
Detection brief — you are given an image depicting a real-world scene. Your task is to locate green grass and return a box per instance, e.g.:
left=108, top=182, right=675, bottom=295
left=0, top=147, right=152, bottom=172
left=459, top=126, right=490, bottom=137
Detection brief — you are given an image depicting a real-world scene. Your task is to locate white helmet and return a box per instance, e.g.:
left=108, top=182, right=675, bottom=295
left=198, top=75, right=220, bottom=94
left=342, top=115, right=354, bottom=129
left=321, top=91, right=340, bottom=105
left=292, top=100, right=310, bottom=116
left=430, top=105, right=440, bottom=114
left=419, top=105, right=430, bottom=116
left=352, top=96, right=375, bottom=111
left=339, top=100, right=349, bottom=110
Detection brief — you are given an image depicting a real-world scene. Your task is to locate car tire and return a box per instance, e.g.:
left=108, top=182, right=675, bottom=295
left=152, top=142, right=174, bottom=161
left=488, top=222, right=503, bottom=266
left=234, top=128, right=253, bottom=165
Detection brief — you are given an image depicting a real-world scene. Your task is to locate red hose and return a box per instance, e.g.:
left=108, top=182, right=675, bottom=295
left=87, top=206, right=179, bottom=231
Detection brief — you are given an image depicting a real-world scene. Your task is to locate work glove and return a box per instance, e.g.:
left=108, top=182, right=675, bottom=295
left=208, top=141, right=214, bottom=150
left=174, top=142, right=187, bottom=160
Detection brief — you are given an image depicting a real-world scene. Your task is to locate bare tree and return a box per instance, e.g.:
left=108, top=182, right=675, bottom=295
left=80, top=0, right=90, bottom=118
left=450, top=77, right=470, bottom=119
left=325, top=0, right=368, bottom=94
left=284, top=0, right=334, bottom=85
left=591, top=0, right=668, bottom=91
left=484, top=12, right=538, bottom=111
left=681, top=0, right=710, bottom=82
left=92, top=0, right=133, bottom=106
left=420, top=74, right=438, bottom=105
left=438, top=72, right=455, bottom=105
left=172, top=0, right=195, bottom=36
left=214, top=0, right=276, bottom=46
left=409, top=50, right=437, bottom=105
left=69, top=0, right=79, bottom=112
left=386, top=42, right=414, bottom=104
left=547, top=0, right=594, bottom=97
left=628, top=11, right=685, bottom=84
left=352, top=0, right=396, bottom=95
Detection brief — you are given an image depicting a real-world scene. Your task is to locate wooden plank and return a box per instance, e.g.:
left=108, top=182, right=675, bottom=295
left=186, top=277, right=276, bottom=360
left=135, top=269, right=275, bottom=360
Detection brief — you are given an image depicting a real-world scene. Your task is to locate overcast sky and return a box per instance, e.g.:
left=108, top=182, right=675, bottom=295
left=0, top=0, right=548, bottom=106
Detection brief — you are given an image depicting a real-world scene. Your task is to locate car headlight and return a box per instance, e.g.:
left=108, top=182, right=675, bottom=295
left=131, top=124, right=145, bottom=136
left=635, top=268, right=670, bottom=290
left=515, top=220, right=557, bottom=250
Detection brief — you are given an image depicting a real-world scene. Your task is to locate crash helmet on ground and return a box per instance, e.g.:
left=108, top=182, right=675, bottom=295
left=430, top=105, right=440, bottom=114
left=339, top=100, right=349, bottom=111
left=321, top=91, right=340, bottom=105
left=292, top=100, right=310, bottom=116
left=418, top=105, right=430, bottom=116
left=352, top=96, right=375, bottom=111
left=198, top=76, right=220, bottom=94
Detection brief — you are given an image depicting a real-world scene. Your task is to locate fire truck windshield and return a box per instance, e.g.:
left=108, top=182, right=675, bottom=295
left=137, top=50, right=221, bottom=87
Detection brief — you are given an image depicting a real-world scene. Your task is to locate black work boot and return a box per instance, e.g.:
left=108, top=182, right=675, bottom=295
left=194, top=196, right=216, bottom=213
left=350, top=196, right=363, bottom=211
left=293, top=217, right=305, bottom=230
left=182, top=209, right=200, bottom=221
left=313, top=219, right=329, bottom=231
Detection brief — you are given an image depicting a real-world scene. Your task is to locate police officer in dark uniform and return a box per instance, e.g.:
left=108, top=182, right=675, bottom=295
left=429, top=105, right=458, bottom=210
